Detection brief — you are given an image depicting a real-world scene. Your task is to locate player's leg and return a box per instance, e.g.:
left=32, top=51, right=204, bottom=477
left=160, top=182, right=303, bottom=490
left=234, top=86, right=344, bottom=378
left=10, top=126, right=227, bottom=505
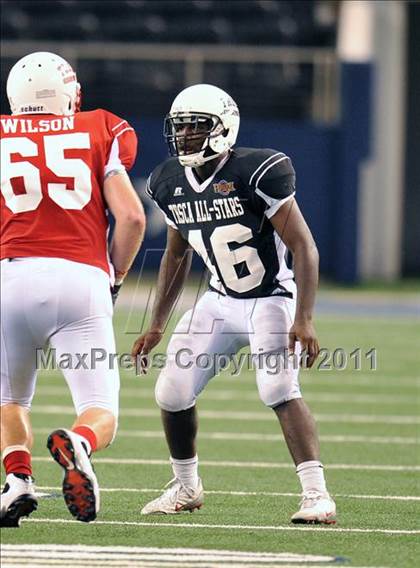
left=273, top=399, right=337, bottom=523
left=72, top=407, right=116, bottom=451
left=0, top=259, right=43, bottom=526
left=46, top=260, right=119, bottom=522
left=249, top=295, right=336, bottom=524
left=1, top=405, right=33, bottom=456
left=0, top=406, right=37, bottom=528
left=161, top=407, right=198, bottom=459
left=273, top=398, right=319, bottom=465
left=142, top=291, right=244, bottom=514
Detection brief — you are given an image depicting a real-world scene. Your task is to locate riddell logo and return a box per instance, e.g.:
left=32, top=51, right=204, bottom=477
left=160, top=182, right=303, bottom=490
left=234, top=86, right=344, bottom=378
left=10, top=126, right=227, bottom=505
left=213, top=180, right=236, bottom=196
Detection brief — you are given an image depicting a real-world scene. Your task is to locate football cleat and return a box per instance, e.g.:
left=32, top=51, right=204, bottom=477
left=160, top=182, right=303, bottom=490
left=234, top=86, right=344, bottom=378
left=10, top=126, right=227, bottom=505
left=47, top=428, right=99, bottom=522
left=141, top=477, right=204, bottom=515
left=0, top=473, right=38, bottom=527
left=291, top=491, right=336, bottom=524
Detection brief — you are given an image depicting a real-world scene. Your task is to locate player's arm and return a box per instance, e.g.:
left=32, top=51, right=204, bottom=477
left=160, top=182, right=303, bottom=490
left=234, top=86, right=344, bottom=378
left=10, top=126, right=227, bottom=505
left=270, top=198, right=320, bottom=368
left=131, top=226, right=193, bottom=373
left=103, top=171, right=146, bottom=291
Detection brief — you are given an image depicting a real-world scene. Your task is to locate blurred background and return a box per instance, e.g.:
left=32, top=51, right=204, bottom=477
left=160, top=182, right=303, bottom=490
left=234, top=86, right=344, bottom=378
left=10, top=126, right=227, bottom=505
left=1, top=0, right=419, bottom=284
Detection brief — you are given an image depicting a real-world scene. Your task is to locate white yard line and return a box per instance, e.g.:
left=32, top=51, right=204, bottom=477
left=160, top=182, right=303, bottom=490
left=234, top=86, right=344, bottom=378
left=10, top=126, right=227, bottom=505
left=23, top=518, right=420, bottom=535
left=0, top=564, right=388, bottom=568
left=0, top=564, right=370, bottom=568
left=0, top=545, right=339, bottom=563
left=34, top=485, right=420, bottom=502
left=31, top=428, right=418, bottom=445
left=298, top=376, right=420, bottom=388
left=34, top=386, right=417, bottom=405
left=30, top=405, right=420, bottom=425
left=30, top=456, right=420, bottom=472
left=38, top=375, right=420, bottom=388
left=0, top=545, right=385, bottom=568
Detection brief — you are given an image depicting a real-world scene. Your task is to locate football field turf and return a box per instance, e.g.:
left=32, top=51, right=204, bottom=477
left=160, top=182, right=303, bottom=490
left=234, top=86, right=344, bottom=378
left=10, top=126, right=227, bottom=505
left=2, top=290, right=419, bottom=567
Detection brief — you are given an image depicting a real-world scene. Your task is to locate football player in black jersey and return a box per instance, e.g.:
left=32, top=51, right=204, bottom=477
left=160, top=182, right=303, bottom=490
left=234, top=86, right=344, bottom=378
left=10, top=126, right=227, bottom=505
left=132, top=84, right=336, bottom=523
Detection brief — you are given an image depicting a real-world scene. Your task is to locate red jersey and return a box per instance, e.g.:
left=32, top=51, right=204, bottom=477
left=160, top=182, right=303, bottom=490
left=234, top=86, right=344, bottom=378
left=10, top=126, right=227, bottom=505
left=0, top=109, right=138, bottom=275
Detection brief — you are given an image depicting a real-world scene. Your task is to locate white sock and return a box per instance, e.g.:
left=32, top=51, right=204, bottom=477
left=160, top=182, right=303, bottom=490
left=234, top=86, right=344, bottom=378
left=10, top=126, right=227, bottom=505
left=296, top=460, right=327, bottom=494
left=170, top=455, right=199, bottom=489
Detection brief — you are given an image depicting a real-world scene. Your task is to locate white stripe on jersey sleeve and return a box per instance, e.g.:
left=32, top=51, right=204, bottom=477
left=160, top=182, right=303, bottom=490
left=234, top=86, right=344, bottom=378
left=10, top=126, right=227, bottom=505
left=145, top=175, right=153, bottom=197
left=104, top=136, right=125, bottom=177
left=249, top=152, right=283, bottom=185
left=255, top=188, right=295, bottom=219
left=112, top=119, right=128, bottom=131
left=273, top=230, right=296, bottom=292
left=114, top=126, right=134, bottom=138
left=254, top=155, right=290, bottom=189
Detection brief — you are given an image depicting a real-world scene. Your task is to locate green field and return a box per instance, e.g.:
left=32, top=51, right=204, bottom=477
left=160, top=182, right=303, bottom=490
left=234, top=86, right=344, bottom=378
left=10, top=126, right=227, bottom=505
left=1, top=292, right=419, bottom=568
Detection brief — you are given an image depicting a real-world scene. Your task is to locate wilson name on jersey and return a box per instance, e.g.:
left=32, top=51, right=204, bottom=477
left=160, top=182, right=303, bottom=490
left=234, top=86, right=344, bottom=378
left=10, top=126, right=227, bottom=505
left=0, top=109, right=137, bottom=275
left=146, top=147, right=296, bottom=299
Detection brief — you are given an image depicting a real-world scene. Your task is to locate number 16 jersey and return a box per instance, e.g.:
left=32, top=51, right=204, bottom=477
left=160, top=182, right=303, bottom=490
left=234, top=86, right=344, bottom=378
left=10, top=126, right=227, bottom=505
left=0, top=109, right=138, bottom=275
left=146, top=147, right=297, bottom=299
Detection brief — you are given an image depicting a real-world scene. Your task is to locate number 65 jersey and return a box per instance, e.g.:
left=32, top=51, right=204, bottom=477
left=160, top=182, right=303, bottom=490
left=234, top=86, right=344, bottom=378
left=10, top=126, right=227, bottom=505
left=0, top=109, right=138, bottom=275
left=146, top=148, right=297, bottom=299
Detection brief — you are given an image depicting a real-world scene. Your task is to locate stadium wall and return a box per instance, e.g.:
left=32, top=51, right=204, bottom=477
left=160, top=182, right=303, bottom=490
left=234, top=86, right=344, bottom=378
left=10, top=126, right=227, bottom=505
left=403, top=1, right=420, bottom=276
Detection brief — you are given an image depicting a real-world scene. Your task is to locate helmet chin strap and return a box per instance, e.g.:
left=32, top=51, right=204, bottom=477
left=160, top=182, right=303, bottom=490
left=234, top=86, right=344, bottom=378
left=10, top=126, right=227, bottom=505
left=179, top=150, right=221, bottom=168
left=178, top=134, right=220, bottom=167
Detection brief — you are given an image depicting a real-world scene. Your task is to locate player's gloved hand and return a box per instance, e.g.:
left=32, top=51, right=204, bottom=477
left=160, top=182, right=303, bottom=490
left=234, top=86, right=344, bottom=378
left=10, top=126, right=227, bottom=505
left=110, top=283, right=122, bottom=305
left=131, top=328, right=164, bottom=376
left=288, top=319, right=320, bottom=368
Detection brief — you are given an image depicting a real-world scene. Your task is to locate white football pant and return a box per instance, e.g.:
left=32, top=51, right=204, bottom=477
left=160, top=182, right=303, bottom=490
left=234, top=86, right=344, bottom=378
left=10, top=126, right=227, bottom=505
left=0, top=257, right=119, bottom=417
left=155, top=290, right=302, bottom=411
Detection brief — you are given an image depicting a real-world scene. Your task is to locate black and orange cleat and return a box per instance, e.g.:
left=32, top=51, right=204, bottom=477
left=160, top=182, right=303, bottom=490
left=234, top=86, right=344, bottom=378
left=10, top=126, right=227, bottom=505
left=47, top=428, right=99, bottom=523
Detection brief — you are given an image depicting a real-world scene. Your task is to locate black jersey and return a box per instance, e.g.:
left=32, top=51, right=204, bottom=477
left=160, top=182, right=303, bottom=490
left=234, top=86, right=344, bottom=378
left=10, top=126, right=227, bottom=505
left=146, top=147, right=296, bottom=299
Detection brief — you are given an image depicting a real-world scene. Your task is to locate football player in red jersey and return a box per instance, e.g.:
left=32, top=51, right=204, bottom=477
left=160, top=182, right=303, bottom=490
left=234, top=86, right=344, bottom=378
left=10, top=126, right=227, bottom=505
left=0, top=52, right=146, bottom=526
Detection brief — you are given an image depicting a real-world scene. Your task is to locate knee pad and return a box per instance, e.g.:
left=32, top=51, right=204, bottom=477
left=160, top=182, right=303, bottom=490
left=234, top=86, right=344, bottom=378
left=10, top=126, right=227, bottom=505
left=257, top=367, right=302, bottom=408
left=155, top=373, right=196, bottom=412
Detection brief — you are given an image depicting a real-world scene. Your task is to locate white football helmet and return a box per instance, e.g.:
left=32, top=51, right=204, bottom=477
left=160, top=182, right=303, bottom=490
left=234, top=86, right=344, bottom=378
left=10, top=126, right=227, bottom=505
left=164, top=84, right=240, bottom=167
left=7, top=52, right=81, bottom=116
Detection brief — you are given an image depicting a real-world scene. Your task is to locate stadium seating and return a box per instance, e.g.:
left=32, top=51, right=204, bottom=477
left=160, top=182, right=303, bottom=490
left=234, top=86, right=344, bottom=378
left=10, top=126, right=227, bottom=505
left=0, top=0, right=337, bottom=118
left=2, top=1, right=337, bottom=45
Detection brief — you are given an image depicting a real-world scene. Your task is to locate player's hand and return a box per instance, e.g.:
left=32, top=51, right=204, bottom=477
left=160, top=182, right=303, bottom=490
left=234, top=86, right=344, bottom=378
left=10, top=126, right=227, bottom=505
left=131, top=329, right=164, bottom=375
left=288, top=319, right=319, bottom=368
left=110, top=283, right=122, bottom=305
